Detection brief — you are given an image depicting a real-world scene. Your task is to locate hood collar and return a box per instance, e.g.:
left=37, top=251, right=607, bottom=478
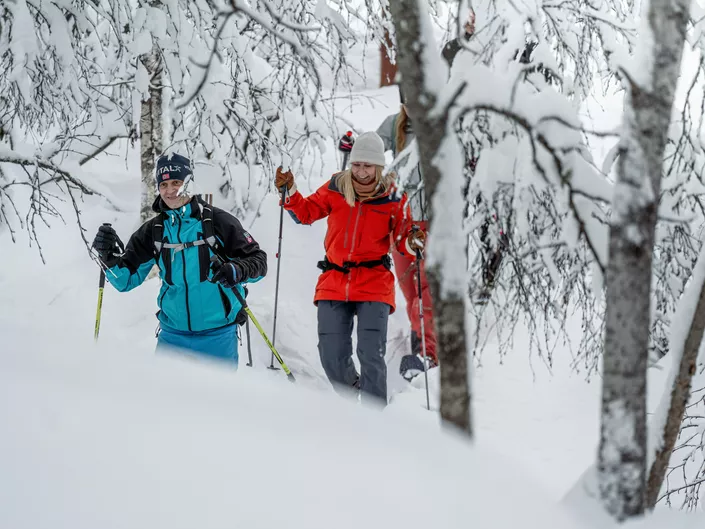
left=152, top=195, right=201, bottom=220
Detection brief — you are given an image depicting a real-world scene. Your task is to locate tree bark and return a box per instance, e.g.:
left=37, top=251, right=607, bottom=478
left=380, top=32, right=397, bottom=87
left=599, top=0, right=691, bottom=521
left=387, top=1, right=471, bottom=435
left=379, top=3, right=397, bottom=88
left=646, top=252, right=705, bottom=508
left=139, top=40, right=164, bottom=223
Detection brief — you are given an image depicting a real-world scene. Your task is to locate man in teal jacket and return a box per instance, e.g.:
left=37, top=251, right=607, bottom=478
left=92, top=153, right=267, bottom=365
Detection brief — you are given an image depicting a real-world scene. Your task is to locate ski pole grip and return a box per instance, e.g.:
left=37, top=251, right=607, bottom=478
left=338, top=131, right=354, bottom=152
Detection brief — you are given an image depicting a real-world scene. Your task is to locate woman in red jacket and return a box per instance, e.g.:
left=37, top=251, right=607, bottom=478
left=275, top=132, right=425, bottom=405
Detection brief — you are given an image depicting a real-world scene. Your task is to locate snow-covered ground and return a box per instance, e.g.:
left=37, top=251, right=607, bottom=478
left=1, top=317, right=598, bottom=529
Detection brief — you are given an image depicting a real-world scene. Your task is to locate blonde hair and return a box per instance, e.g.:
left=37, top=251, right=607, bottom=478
left=335, top=166, right=395, bottom=207
left=395, top=105, right=409, bottom=153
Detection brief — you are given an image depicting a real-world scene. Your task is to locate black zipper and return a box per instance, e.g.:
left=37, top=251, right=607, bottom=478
left=176, top=215, right=192, bottom=331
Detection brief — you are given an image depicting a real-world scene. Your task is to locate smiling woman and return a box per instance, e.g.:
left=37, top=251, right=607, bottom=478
left=273, top=132, right=426, bottom=406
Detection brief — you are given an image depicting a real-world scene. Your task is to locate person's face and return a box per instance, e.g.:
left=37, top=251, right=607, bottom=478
left=351, top=163, right=377, bottom=184
left=464, top=10, right=476, bottom=36
left=159, top=179, right=188, bottom=209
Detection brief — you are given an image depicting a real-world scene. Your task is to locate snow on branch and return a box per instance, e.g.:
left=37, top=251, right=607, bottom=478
left=464, top=102, right=610, bottom=272
left=0, top=148, right=121, bottom=261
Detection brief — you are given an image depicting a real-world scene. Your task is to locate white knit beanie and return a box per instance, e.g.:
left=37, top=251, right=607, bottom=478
left=350, top=131, right=386, bottom=166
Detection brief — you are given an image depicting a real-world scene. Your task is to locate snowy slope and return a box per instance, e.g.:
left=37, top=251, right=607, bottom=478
left=1, top=319, right=598, bottom=529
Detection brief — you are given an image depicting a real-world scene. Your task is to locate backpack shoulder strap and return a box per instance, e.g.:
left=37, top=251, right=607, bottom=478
left=198, top=198, right=216, bottom=245
left=196, top=197, right=227, bottom=261
left=152, top=212, right=167, bottom=259
left=197, top=197, right=249, bottom=310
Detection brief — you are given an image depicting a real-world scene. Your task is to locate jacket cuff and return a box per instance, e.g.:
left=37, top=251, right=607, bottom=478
left=279, top=183, right=297, bottom=205
left=101, top=254, right=119, bottom=269
left=232, top=262, right=246, bottom=283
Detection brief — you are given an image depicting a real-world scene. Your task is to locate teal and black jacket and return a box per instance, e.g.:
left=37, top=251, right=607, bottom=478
left=104, top=196, right=267, bottom=332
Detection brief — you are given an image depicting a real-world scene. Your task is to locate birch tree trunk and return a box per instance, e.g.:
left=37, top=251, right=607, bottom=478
left=599, top=0, right=691, bottom=520
left=387, top=1, right=471, bottom=435
left=139, top=39, right=164, bottom=223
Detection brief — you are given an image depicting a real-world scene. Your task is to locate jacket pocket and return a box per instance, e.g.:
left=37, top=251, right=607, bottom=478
left=360, top=206, right=393, bottom=251
left=158, top=284, right=169, bottom=309
left=217, top=284, right=232, bottom=318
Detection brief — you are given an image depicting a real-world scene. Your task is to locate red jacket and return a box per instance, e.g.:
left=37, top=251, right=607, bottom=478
left=284, top=176, right=415, bottom=312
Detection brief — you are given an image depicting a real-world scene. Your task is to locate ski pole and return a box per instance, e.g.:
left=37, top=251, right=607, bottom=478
left=93, top=222, right=113, bottom=342
left=210, top=256, right=295, bottom=382
left=412, top=225, right=431, bottom=410
left=242, top=302, right=295, bottom=382
left=338, top=131, right=354, bottom=171
left=245, top=318, right=253, bottom=367
left=269, top=184, right=287, bottom=370
left=94, top=267, right=106, bottom=342
left=203, top=192, right=248, bottom=365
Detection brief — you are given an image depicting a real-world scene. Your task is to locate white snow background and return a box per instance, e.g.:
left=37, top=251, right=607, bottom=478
left=2, top=11, right=705, bottom=529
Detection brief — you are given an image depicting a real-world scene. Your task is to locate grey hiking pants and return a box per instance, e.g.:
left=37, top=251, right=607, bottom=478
left=317, top=300, right=391, bottom=404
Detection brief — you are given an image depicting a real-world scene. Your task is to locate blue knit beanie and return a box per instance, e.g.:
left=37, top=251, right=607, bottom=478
left=155, top=154, right=192, bottom=185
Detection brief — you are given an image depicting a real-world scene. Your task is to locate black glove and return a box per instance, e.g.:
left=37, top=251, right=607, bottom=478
left=92, top=224, right=123, bottom=266
left=209, top=257, right=239, bottom=289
